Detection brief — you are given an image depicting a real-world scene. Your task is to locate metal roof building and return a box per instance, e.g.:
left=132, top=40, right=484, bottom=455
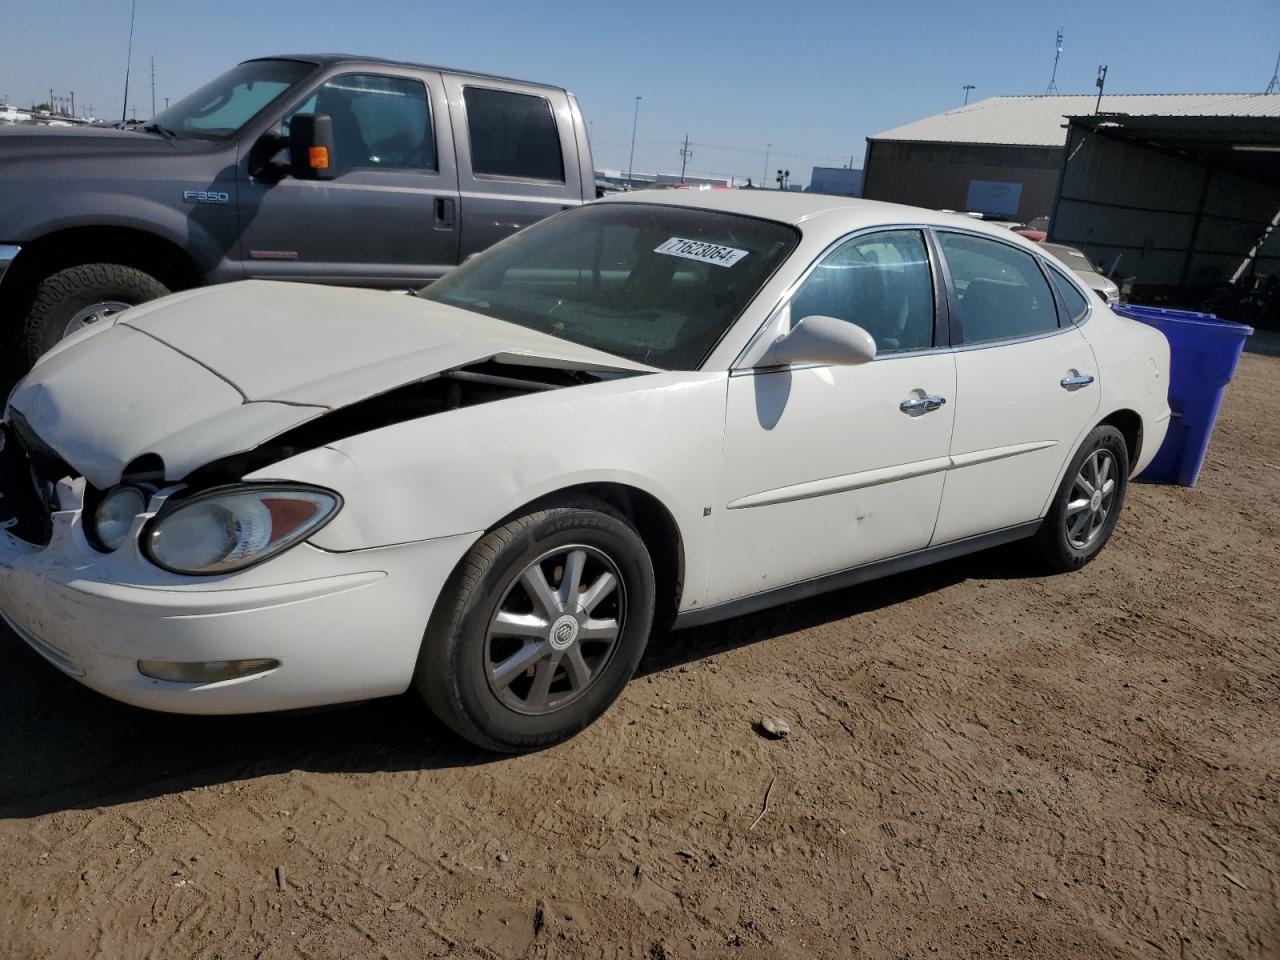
left=868, top=94, right=1280, bottom=148
left=861, top=95, right=1280, bottom=316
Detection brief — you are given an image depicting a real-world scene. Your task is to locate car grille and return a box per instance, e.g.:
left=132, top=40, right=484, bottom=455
left=0, top=414, right=71, bottom=546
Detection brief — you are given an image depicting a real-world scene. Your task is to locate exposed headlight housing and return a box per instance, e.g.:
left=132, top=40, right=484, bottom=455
left=143, top=485, right=341, bottom=575
left=92, top=485, right=150, bottom=551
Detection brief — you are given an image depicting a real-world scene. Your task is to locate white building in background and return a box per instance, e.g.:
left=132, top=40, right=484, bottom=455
left=0, top=104, right=34, bottom=124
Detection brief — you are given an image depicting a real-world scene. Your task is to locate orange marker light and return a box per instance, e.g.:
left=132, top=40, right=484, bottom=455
left=308, top=146, right=329, bottom=169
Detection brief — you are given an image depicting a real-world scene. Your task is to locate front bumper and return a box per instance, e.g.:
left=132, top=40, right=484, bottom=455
left=0, top=498, right=479, bottom=714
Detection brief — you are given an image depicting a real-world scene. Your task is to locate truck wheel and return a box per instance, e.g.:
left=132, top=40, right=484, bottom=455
left=21, top=263, right=169, bottom=368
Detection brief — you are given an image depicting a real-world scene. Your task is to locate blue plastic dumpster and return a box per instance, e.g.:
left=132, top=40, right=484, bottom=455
left=1113, top=305, right=1253, bottom=486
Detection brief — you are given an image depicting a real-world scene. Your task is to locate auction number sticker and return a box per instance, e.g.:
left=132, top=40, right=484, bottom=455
left=654, top=237, right=749, bottom=268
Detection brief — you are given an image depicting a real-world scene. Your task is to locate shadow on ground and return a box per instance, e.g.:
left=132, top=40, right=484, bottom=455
left=0, top=543, right=1037, bottom=819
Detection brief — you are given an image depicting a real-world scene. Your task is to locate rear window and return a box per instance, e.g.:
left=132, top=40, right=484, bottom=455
left=464, top=87, right=565, bottom=182
left=1048, top=264, right=1090, bottom=323
left=422, top=203, right=799, bottom=369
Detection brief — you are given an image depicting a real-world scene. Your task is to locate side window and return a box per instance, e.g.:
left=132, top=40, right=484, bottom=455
left=285, top=74, right=435, bottom=173
left=464, top=87, right=565, bottom=183
left=789, top=230, right=935, bottom=354
left=1048, top=265, right=1090, bottom=323
left=938, top=233, right=1058, bottom=344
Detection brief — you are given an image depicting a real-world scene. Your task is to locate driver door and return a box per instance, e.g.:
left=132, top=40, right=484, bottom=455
left=704, top=229, right=957, bottom=607
left=236, top=68, right=459, bottom=286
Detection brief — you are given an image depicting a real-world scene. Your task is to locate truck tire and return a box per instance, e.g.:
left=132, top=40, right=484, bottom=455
left=21, top=263, right=169, bottom=368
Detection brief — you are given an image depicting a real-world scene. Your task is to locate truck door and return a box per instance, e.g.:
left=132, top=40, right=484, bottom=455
left=236, top=67, right=460, bottom=286
left=441, top=74, right=585, bottom=260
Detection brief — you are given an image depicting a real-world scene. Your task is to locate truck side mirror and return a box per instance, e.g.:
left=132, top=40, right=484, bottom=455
left=288, top=113, right=336, bottom=181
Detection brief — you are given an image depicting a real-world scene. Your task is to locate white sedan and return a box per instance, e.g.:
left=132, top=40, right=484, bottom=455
left=0, top=192, right=1170, bottom=751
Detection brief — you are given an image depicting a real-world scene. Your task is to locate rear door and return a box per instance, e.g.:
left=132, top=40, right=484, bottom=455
left=236, top=66, right=460, bottom=286
left=441, top=75, right=585, bottom=260
left=931, top=230, right=1100, bottom=544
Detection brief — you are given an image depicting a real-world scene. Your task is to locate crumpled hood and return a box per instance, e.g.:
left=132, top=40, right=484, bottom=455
left=7, top=280, right=655, bottom=489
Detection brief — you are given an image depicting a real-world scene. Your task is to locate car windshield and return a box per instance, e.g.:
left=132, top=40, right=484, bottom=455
left=420, top=203, right=799, bottom=369
left=148, top=59, right=314, bottom=139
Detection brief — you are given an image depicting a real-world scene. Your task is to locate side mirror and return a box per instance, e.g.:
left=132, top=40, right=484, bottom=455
left=758, top=315, right=877, bottom=367
left=288, top=113, right=336, bottom=180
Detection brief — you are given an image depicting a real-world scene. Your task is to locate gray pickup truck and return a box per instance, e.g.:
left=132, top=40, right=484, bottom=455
left=0, top=54, right=596, bottom=369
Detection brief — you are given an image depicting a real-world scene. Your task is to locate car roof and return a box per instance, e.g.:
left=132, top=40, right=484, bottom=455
left=244, top=54, right=568, bottom=92
left=598, top=189, right=1040, bottom=244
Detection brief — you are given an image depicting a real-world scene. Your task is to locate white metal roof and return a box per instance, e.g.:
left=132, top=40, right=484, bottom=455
left=869, top=93, right=1280, bottom=148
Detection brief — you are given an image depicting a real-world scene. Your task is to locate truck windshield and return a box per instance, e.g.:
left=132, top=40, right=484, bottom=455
left=420, top=203, right=799, bottom=370
left=149, top=59, right=314, bottom=140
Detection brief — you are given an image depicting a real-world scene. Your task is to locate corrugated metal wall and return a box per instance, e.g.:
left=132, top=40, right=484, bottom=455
left=862, top=141, right=1062, bottom=222
left=1051, top=125, right=1280, bottom=287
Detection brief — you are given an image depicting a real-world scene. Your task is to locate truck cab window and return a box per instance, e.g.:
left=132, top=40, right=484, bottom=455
left=286, top=74, right=435, bottom=173
left=464, top=87, right=565, bottom=182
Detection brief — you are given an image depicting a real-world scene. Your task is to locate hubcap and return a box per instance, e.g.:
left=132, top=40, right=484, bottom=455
left=1065, top=448, right=1118, bottom=549
left=63, top=300, right=130, bottom=340
left=484, top=545, right=625, bottom=716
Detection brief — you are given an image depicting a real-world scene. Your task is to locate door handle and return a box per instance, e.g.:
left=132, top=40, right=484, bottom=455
left=434, top=196, right=456, bottom=229
left=1060, top=373, right=1095, bottom=389
left=900, top=395, right=947, bottom=413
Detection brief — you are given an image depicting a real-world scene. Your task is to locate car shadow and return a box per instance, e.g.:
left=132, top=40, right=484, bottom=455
left=0, top=543, right=1038, bottom=820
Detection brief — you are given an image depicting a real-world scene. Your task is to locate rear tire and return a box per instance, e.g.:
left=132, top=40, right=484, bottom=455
left=416, top=501, right=656, bottom=753
left=22, top=263, right=169, bottom=368
left=1032, top=424, right=1129, bottom=572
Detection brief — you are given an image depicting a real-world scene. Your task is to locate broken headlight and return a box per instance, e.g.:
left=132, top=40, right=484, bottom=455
left=93, top=485, right=150, bottom=551
left=143, top=484, right=341, bottom=575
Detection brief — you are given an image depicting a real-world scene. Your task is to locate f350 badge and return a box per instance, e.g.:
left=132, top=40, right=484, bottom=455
left=182, top=190, right=230, bottom=204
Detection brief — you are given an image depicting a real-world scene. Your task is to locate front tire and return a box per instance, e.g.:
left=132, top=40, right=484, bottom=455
left=416, top=501, right=656, bottom=752
left=1032, top=424, right=1129, bottom=572
left=21, top=263, right=169, bottom=368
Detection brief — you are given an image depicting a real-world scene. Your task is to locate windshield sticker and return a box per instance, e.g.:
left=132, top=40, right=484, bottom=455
left=654, top=237, right=749, bottom=268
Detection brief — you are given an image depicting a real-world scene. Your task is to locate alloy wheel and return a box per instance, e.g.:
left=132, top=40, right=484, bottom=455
left=1065, top=448, right=1118, bottom=549
left=484, top=545, right=626, bottom=715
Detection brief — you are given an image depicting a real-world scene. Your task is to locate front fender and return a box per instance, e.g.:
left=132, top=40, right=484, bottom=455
left=248, top=372, right=729, bottom=606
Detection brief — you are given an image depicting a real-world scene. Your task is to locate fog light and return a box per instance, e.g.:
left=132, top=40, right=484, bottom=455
left=137, top=658, right=279, bottom=683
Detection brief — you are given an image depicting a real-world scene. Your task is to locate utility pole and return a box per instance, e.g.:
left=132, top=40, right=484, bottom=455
left=679, top=134, right=692, bottom=183
left=1045, top=29, right=1063, bottom=95
left=70, top=91, right=75, bottom=117
left=626, top=95, right=641, bottom=189
left=164, top=97, right=170, bottom=109
left=962, top=84, right=975, bottom=105
left=131, top=104, right=137, bottom=121
left=150, top=56, right=156, bottom=117
left=121, top=0, right=136, bottom=123
left=1095, top=64, right=1109, bottom=113
left=762, top=143, right=771, bottom=189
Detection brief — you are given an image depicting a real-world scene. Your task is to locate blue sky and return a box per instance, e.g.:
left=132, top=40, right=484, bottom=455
left=3, top=0, right=1277, bottom=185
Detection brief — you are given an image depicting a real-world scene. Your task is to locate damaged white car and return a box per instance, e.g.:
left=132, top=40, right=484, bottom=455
left=0, top=192, right=1170, bottom=751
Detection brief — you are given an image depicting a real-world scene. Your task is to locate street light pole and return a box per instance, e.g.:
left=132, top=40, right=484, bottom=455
left=626, top=96, right=641, bottom=189
left=962, top=84, right=975, bottom=105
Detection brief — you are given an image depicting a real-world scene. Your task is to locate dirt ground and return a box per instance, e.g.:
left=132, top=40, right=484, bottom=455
left=1, top=353, right=1277, bottom=960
